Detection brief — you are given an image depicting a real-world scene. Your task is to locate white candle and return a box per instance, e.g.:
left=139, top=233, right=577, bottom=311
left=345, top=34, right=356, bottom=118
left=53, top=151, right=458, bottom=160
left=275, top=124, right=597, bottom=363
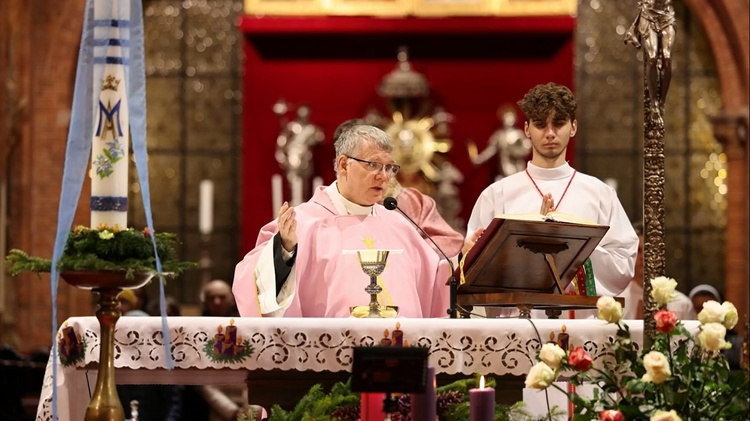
left=604, top=177, right=618, bottom=192
left=272, top=174, right=283, bottom=216
left=90, top=0, right=130, bottom=230
left=312, top=176, right=323, bottom=194
left=291, top=177, right=303, bottom=206
left=199, top=179, right=214, bottom=235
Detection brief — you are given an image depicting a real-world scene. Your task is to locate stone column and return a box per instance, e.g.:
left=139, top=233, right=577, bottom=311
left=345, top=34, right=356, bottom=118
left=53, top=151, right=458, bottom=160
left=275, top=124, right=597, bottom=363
left=711, top=109, right=749, bottom=338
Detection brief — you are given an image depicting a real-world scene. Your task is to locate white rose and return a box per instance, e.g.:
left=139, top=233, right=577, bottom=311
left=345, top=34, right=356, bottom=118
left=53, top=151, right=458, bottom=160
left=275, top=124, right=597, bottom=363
left=525, top=362, right=556, bottom=389
left=650, top=276, right=677, bottom=307
left=650, top=409, right=683, bottom=421
left=721, top=301, right=738, bottom=330
left=642, top=351, right=671, bottom=384
left=697, top=300, right=726, bottom=325
left=697, top=322, right=728, bottom=351
left=539, top=343, right=566, bottom=371
left=597, top=296, right=623, bottom=323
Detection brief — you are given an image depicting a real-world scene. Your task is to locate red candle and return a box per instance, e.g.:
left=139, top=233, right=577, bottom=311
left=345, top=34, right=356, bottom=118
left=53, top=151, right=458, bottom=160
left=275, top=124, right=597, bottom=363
left=360, top=393, right=386, bottom=421
left=469, top=376, right=495, bottom=421
left=410, top=366, right=436, bottom=421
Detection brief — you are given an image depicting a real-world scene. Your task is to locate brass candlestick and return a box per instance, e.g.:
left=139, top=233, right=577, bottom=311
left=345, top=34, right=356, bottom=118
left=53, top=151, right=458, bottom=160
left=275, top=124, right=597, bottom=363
left=61, top=271, right=153, bottom=421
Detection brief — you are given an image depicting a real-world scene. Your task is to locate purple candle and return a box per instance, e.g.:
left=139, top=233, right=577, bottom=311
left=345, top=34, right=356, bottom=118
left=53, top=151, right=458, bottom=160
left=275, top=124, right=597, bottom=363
left=410, top=366, right=436, bottom=421
left=469, top=376, right=495, bottom=421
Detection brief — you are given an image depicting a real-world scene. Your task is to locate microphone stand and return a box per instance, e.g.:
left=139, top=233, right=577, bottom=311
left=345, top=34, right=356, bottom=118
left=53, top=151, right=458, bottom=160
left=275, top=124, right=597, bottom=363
left=386, top=198, right=459, bottom=318
left=448, top=268, right=458, bottom=319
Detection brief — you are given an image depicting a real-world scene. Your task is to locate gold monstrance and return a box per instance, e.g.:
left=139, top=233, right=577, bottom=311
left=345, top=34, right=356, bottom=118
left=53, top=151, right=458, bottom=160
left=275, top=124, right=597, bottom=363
left=372, top=46, right=452, bottom=195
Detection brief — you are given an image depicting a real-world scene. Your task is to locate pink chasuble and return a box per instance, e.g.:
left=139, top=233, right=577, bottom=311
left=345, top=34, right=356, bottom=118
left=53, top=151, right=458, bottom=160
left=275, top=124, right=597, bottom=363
left=395, top=187, right=464, bottom=258
left=233, top=187, right=451, bottom=318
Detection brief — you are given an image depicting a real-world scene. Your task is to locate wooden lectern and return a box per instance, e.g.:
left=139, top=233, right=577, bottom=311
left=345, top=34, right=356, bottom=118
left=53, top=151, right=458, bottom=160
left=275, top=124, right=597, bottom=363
left=455, top=216, right=610, bottom=318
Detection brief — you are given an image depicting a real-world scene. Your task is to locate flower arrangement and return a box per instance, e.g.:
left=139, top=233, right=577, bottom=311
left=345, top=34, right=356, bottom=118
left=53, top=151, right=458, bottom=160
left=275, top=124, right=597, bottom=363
left=525, top=276, right=749, bottom=421
left=4, top=225, right=197, bottom=278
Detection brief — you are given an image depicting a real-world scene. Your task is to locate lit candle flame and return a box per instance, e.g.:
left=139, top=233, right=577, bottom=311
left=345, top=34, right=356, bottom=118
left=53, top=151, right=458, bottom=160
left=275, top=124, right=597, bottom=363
left=479, top=375, right=485, bottom=389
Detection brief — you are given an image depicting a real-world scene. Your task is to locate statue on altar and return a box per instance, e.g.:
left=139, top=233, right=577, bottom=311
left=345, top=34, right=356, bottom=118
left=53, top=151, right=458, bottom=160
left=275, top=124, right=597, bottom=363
left=434, top=161, right=464, bottom=231
left=273, top=99, right=325, bottom=187
left=468, top=106, right=531, bottom=181
left=624, top=0, right=675, bottom=125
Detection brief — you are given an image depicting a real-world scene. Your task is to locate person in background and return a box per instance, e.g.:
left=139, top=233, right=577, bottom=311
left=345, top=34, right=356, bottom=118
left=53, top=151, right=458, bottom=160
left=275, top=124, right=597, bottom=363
left=181, top=280, right=264, bottom=421
left=118, top=288, right=149, bottom=317
left=688, top=284, right=723, bottom=316
left=618, top=222, right=695, bottom=320
left=688, top=284, right=743, bottom=370
left=466, top=83, right=638, bottom=318
left=201, top=279, right=239, bottom=317
left=233, top=125, right=463, bottom=318
left=146, top=295, right=182, bottom=317
left=117, top=288, right=183, bottom=421
left=335, top=119, right=464, bottom=258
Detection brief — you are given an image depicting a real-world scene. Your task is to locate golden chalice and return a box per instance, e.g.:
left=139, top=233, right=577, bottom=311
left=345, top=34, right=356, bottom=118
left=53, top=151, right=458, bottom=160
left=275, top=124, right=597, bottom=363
left=349, top=250, right=399, bottom=318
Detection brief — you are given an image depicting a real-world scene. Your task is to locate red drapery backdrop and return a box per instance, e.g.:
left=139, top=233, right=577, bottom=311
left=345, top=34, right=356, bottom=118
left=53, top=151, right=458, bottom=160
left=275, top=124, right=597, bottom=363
left=239, top=16, right=575, bottom=254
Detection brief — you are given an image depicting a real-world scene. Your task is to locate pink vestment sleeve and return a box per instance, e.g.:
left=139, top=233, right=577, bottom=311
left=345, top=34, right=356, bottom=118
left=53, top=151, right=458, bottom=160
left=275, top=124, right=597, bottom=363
left=425, top=259, right=451, bottom=318
left=397, top=187, right=464, bottom=257
left=232, top=220, right=280, bottom=317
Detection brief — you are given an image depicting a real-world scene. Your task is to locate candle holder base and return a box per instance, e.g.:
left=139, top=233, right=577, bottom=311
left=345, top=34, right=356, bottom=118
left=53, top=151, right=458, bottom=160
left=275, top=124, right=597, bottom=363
left=382, top=392, right=398, bottom=417
left=61, top=270, right=153, bottom=421
left=349, top=305, right=399, bottom=318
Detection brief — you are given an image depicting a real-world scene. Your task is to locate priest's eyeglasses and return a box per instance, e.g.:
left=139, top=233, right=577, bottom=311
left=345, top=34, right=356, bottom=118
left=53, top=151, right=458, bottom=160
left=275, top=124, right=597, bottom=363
left=345, top=155, right=401, bottom=176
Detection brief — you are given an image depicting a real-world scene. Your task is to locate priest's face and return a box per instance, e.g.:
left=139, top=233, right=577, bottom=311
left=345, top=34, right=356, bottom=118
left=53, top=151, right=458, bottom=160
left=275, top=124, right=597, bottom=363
left=524, top=112, right=577, bottom=166
left=337, top=145, right=396, bottom=206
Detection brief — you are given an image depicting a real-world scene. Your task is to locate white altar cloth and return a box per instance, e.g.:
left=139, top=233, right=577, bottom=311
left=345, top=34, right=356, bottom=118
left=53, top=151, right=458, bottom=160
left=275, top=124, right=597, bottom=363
left=36, top=316, right=693, bottom=420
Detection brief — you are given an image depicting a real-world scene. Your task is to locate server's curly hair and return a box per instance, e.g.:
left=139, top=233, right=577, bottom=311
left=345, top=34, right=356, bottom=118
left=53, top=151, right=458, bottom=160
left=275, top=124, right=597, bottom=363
left=517, top=82, right=577, bottom=124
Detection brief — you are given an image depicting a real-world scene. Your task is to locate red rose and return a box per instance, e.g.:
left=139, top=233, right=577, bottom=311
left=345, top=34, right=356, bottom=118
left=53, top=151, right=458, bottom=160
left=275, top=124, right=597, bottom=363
left=568, top=346, right=593, bottom=371
left=600, top=409, right=624, bottom=421
left=654, top=309, right=678, bottom=333
left=142, top=227, right=151, bottom=237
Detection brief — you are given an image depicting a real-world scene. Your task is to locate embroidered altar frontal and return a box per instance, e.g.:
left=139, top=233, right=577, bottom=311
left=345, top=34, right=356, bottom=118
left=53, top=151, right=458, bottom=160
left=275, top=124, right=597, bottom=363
left=37, top=317, right=700, bottom=420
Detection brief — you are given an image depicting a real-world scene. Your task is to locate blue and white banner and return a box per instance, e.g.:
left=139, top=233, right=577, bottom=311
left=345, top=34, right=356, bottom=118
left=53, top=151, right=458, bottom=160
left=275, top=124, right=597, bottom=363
left=50, top=0, right=173, bottom=417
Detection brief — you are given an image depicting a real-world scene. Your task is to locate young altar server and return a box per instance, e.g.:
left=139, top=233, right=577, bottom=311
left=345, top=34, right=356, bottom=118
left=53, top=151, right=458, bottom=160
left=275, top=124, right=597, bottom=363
left=233, top=125, right=455, bottom=318
left=467, top=83, right=638, bottom=310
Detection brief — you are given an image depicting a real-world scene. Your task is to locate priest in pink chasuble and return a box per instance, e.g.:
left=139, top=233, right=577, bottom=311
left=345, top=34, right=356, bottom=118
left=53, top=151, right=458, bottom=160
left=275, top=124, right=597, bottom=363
left=233, top=125, right=452, bottom=318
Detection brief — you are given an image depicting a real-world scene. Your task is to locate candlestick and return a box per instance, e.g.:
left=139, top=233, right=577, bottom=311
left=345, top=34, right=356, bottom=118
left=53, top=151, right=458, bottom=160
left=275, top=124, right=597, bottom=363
left=469, top=376, right=495, bottom=421
left=291, top=176, right=302, bottom=206
left=360, top=393, right=386, bottom=421
left=199, top=179, right=214, bottom=235
left=604, top=177, right=618, bottom=192
left=272, top=174, right=283, bottom=216
left=410, top=366, right=436, bottom=421
left=568, top=381, right=576, bottom=416
left=312, top=176, right=323, bottom=193
left=391, top=322, right=404, bottom=346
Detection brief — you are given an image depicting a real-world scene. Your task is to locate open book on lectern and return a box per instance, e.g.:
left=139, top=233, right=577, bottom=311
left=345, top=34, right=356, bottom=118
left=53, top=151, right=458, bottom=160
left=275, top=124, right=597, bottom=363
left=455, top=212, right=609, bottom=295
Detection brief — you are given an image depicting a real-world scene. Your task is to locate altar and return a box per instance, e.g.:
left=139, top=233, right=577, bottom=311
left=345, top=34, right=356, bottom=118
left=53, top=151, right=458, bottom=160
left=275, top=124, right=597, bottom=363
left=36, top=316, right=695, bottom=420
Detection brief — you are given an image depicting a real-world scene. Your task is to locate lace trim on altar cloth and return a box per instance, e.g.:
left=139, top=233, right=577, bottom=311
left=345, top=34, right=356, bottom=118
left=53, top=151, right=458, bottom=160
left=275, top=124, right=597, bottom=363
left=37, top=317, right=677, bottom=420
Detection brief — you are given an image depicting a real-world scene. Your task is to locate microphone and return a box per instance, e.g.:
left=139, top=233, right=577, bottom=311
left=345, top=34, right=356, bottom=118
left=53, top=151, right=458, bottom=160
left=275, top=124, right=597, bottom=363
left=383, top=196, right=459, bottom=318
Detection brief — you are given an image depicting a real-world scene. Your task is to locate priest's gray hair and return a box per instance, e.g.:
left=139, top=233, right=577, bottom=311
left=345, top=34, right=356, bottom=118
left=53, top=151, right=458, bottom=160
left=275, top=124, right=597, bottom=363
left=333, top=125, right=394, bottom=174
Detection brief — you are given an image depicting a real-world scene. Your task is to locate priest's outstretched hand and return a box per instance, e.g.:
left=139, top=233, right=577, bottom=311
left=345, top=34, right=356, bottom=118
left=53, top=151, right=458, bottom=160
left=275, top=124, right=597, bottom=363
left=278, top=202, right=297, bottom=252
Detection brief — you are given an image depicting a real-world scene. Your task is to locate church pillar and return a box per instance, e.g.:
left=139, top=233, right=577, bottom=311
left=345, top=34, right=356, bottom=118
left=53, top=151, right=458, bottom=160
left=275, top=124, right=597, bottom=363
left=711, top=109, right=749, bottom=337
left=3, top=0, right=92, bottom=351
